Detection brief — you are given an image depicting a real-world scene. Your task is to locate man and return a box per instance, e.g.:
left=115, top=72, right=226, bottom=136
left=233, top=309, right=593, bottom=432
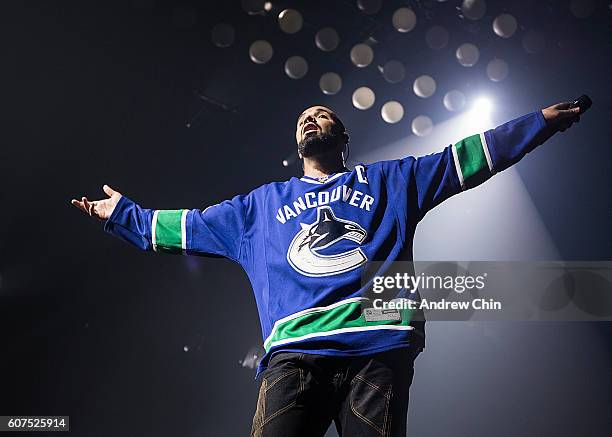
left=72, top=101, right=582, bottom=436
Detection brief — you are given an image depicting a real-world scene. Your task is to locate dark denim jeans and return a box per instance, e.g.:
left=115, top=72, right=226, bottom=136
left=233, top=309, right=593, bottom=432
left=251, top=347, right=419, bottom=437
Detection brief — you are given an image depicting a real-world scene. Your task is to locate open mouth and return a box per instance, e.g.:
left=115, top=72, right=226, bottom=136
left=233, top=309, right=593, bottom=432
left=303, top=122, right=319, bottom=137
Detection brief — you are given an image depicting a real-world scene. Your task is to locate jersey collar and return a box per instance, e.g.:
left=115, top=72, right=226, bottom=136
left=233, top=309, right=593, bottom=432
left=300, top=172, right=348, bottom=184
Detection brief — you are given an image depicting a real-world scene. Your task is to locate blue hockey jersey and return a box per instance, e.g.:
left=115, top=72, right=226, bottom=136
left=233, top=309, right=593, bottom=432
left=104, top=111, right=552, bottom=376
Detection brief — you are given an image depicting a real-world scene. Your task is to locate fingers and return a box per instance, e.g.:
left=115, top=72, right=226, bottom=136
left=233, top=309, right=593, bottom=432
left=72, top=184, right=119, bottom=219
left=71, top=197, right=95, bottom=216
left=553, top=101, right=572, bottom=110
left=88, top=201, right=96, bottom=217
left=81, top=197, right=93, bottom=216
left=71, top=199, right=87, bottom=214
left=557, top=106, right=581, bottom=118
left=103, top=184, right=117, bottom=197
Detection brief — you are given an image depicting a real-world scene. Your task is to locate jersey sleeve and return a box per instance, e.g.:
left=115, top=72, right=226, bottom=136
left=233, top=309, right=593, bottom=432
left=389, top=110, right=552, bottom=221
left=103, top=193, right=250, bottom=263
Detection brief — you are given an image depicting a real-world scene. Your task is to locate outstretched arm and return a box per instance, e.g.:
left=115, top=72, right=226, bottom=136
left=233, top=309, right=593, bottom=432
left=406, top=101, right=582, bottom=221
left=71, top=186, right=249, bottom=262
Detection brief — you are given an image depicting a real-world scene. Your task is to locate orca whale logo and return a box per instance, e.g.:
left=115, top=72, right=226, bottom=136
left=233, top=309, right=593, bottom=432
left=287, top=206, right=368, bottom=277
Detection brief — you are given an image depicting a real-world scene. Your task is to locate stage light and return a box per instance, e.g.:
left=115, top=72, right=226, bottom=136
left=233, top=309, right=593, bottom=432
left=381, top=60, right=405, bottom=83
left=466, top=97, right=494, bottom=132
left=381, top=101, right=404, bottom=124
left=486, top=58, right=509, bottom=82
left=472, top=97, right=492, bottom=114
left=284, top=56, right=308, bottom=79
left=350, top=43, right=374, bottom=68
left=282, top=152, right=297, bottom=167
left=211, top=23, right=235, bottom=48
left=412, top=115, right=434, bottom=137
left=249, top=40, right=273, bottom=64
left=315, top=28, right=339, bottom=52
left=319, top=72, right=342, bottom=95
left=413, top=75, right=437, bottom=98
left=352, top=87, right=376, bottom=110
left=425, top=25, right=449, bottom=50
left=461, top=0, right=486, bottom=20
left=444, top=90, right=466, bottom=112
left=357, top=0, right=382, bottom=15
left=264, top=2, right=272, bottom=12
left=493, top=14, right=517, bottom=38
left=456, top=43, right=480, bottom=67
left=392, top=7, right=417, bottom=32
left=278, top=9, right=303, bottom=34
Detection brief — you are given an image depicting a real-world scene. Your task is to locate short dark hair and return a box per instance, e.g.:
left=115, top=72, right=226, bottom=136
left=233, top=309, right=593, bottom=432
left=298, top=105, right=349, bottom=146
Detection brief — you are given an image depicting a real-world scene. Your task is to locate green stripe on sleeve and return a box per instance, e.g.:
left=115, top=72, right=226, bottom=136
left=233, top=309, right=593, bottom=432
left=453, top=134, right=491, bottom=188
left=153, top=209, right=186, bottom=253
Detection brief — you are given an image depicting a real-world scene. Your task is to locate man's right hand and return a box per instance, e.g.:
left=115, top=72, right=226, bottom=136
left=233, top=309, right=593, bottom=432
left=541, top=102, right=581, bottom=132
left=71, top=184, right=122, bottom=220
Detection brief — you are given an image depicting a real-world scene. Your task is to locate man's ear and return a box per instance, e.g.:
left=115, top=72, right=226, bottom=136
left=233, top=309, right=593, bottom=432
left=342, top=132, right=350, bottom=146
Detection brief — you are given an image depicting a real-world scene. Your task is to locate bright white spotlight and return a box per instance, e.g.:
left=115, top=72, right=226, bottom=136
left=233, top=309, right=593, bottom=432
left=472, top=97, right=492, bottom=114
left=468, top=97, right=494, bottom=131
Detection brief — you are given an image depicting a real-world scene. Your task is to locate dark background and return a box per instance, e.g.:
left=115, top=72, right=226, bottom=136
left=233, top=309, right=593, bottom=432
left=1, top=1, right=611, bottom=436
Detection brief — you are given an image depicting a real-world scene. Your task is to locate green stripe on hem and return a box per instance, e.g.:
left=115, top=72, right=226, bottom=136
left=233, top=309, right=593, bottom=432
left=264, top=298, right=415, bottom=352
left=153, top=209, right=185, bottom=253
left=454, top=134, right=491, bottom=189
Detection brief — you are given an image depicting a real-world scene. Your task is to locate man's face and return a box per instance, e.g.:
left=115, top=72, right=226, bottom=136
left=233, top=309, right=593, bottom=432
left=295, top=106, right=341, bottom=154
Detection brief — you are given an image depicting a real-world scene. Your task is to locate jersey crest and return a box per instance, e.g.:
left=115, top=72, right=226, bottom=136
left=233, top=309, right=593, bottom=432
left=287, top=206, right=368, bottom=277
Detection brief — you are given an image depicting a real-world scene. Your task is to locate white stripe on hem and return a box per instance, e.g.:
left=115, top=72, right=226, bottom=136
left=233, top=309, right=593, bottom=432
left=264, top=297, right=367, bottom=347
left=267, top=324, right=415, bottom=350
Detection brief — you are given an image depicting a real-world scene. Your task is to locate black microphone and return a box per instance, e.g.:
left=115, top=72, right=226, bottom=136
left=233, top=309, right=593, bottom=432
left=570, top=94, right=592, bottom=114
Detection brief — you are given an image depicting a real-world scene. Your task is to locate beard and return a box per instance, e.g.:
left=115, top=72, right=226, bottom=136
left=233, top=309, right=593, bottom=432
left=298, top=131, right=343, bottom=158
